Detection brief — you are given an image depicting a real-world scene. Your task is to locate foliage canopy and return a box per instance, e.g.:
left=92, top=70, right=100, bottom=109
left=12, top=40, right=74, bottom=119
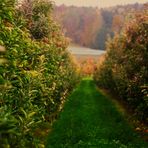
left=0, top=0, right=80, bottom=147
left=94, top=8, right=148, bottom=122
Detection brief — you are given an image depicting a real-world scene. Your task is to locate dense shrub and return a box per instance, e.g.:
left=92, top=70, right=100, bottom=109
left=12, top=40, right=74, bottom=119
left=94, top=8, right=148, bottom=122
left=0, top=0, right=80, bottom=147
left=16, top=0, right=54, bottom=39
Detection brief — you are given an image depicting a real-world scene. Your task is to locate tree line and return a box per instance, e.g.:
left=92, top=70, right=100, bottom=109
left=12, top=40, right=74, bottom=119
left=94, top=6, right=148, bottom=124
left=54, top=3, right=144, bottom=50
left=0, top=0, right=80, bottom=147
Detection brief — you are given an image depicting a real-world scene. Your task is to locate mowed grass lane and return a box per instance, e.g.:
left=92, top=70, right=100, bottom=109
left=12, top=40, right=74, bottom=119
left=46, top=79, right=148, bottom=148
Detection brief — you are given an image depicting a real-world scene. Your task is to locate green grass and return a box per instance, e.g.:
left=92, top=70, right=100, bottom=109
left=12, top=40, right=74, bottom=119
left=46, top=79, right=148, bottom=148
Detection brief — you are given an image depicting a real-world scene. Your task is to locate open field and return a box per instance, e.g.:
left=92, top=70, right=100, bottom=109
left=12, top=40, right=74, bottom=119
left=68, top=45, right=106, bottom=61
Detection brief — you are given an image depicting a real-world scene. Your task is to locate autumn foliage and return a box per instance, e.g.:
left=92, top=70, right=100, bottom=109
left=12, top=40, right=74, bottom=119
left=53, top=3, right=145, bottom=50
left=94, top=8, right=148, bottom=122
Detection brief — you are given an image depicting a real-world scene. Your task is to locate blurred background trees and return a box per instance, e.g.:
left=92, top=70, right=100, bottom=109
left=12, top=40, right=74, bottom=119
left=53, top=3, right=144, bottom=50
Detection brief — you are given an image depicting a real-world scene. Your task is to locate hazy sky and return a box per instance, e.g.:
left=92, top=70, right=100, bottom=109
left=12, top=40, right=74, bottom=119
left=53, top=0, right=148, bottom=8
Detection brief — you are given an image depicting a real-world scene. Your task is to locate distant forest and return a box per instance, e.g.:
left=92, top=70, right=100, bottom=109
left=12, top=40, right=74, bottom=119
left=53, top=3, right=144, bottom=50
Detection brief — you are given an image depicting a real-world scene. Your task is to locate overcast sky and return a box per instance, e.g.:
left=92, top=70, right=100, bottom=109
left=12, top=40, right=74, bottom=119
left=53, top=0, right=148, bottom=8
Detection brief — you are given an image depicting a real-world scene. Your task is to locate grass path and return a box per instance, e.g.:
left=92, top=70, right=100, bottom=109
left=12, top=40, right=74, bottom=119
left=46, top=79, right=148, bottom=148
